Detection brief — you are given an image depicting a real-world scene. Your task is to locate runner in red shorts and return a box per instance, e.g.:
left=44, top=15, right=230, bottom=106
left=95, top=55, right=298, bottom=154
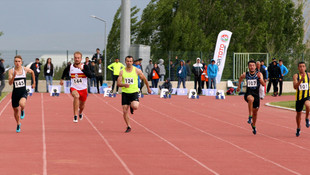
left=60, top=51, right=92, bottom=123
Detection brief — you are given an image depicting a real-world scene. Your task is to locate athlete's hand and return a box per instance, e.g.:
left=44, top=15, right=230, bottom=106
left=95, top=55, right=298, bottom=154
left=236, top=86, right=240, bottom=92
left=60, top=80, right=64, bottom=86
left=257, top=72, right=261, bottom=79
left=147, top=87, right=152, bottom=94
left=13, top=70, right=17, bottom=77
left=32, top=83, right=35, bottom=89
left=124, top=84, right=129, bottom=88
left=300, top=73, right=305, bottom=81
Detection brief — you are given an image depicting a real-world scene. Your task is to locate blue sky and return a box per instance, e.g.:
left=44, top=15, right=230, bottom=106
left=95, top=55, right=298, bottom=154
left=0, top=0, right=150, bottom=51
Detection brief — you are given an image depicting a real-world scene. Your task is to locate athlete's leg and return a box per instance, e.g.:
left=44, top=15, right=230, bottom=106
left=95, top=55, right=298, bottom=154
left=252, top=108, right=259, bottom=127
left=79, top=100, right=86, bottom=114
left=122, top=105, right=130, bottom=127
left=13, top=107, right=20, bottom=124
left=305, top=101, right=310, bottom=128
left=296, top=112, right=302, bottom=129
left=130, top=101, right=139, bottom=111
left=247, top=95, right=254, bottom=116
left=71, top=90, right=80, bottom=116
left=19, top=97, right=27, bottom=112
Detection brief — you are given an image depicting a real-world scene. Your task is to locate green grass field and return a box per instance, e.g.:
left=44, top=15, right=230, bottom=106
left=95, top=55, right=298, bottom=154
left=0, top=92, right=8, bottom=101
left=269, top=101, right=295, bottom=109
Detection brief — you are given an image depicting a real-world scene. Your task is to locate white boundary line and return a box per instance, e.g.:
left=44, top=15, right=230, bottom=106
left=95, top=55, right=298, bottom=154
left=145, top=99, right=301, bottom=174
left=94, top=94, right=219, bottom=175
left=265, top=102, right=299, bottom=112
left=41, top=93, right=47, bottom=175
left=0, top=99, right=11, bottom=117
left=66, top=94, right=134, bottom=175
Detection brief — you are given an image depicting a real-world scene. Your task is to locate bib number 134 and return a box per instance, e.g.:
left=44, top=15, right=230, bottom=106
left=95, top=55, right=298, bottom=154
left=125, top=78, right=134, bottom=84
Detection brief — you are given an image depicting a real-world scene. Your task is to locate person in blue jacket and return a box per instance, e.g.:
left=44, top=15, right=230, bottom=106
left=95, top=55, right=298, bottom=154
left=278, top=59, right=289, bottom=96
left=177, top=60, right=187, bottom=88
left=207, top=59, right=218, bottom=89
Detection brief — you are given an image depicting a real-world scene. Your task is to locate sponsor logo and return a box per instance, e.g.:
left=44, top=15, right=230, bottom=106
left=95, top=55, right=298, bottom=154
left=221, top=34, right=229, bottom=42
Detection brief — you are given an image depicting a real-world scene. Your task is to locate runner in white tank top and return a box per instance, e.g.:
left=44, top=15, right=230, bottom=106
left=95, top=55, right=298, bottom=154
left=60, top=51, right=91, bottom=123
left=8, top=55, right=35, bottom=133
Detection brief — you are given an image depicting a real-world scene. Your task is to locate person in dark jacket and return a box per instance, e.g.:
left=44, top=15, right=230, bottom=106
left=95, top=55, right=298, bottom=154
left=95, top=59, right=103, bottom=93
left=92, top=48, right=103, bottom=63
left=267, top=60, right=282, bottom=96
left=256, top=61, right=266, bottom=99
left=159, top=78, right=172, bottom=93
left=192, top=58, right=203, bottom=94
left=177, top=60, right=187, bottom=88
left=44, top=58, right=54, bottom=93
left=0, top=59, right=5, bottom=96
left=30, top=58, right=41, bottom=92
left=89, top=61, right=97, bottom=92
left=167, top=56, right=179, bottom=81
left=151, top=63, right=160, bottom=88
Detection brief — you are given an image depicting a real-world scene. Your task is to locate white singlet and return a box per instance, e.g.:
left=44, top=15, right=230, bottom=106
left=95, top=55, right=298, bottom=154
left=70, top=64, right=88, bottom=90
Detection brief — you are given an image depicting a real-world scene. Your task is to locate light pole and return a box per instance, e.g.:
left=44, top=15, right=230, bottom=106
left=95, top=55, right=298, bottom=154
left=90, top=15, right=107, bottom=81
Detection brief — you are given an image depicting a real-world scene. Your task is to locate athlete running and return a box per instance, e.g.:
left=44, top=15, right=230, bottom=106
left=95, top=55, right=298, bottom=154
left=60, top=51, right=92, bottom=123
left=293, top=61, right=310, bottom=137
left=8, top=55, right=36, bottom=133
left=117, top=56, right=151, bottom=133
left=237, top=60, right=265, bottom=135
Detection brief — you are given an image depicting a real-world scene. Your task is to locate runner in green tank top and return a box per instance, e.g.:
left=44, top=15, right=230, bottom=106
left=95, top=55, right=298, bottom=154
left=117, top=56, right=151, bottom=133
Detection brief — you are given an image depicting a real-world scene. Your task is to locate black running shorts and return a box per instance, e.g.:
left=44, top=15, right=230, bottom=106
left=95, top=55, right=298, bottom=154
left=122, top=92, right=139, bottom=105
left=244, top=93, right=260, bottom=108
left=11, top=92, right=28, bottom=108
left=296, top=97, right=310, bottom=112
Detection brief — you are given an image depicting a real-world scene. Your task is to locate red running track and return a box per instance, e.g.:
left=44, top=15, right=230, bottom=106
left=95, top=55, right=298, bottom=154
left=0, top=93, right=308, bottom=174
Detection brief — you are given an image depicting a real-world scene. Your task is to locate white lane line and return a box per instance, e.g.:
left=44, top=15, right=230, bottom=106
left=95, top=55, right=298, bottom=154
left=0, top=99, right=11, bottom=117
left=41, top=93, right=47, bottom=175
left=66, top=94, right=134, bottom=175
left=141, top=103, right=301, bottom=175
left=0, top=93, right=8, bottom=104
left=94, top=94, right=219, bottom=175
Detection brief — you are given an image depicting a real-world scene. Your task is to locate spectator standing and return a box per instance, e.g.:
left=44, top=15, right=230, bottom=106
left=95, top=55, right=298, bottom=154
left=84, top=57, right=91, bottom=93
left=185, top=60, right=191, bottom=81
left=95, top=59, right=104, bottom=93
left=0, top=59, right=5, bottom=96
left=92, top=48, right=103, bottom=63
left=145, top=60, right=153, bottom=81
left=44, top=58, right=54, bottom=93
left=151, top=63, right=160, bottom=88
left=89, top=61, right=97, bottom=92
left=177, top=60, right=187, bottom=88
left=256, top=61, right=266, bottom=99
left=192, top=58, right=204, bottom=94
left=267, top=60, right=282, bottom=96
left=30, top=58, right=41, bottom=92
left=133, top=59, right=143, bottom=91
left=107, top=58, right=125, bottom=93
left=261, top=60, right=268, bottom=93
left=201, top=64, right=209, bottom=89
left=207, top=59, right=218, bottom=89
left=137, top=58, right=144, bottom=91
left=278, top=59, right=289, bottom=96
left=158, top=59, right=166, bottom=81
left=167, top=56, right=179, bottom=81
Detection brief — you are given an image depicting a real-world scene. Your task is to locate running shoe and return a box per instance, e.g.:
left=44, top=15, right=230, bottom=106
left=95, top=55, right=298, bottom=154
left=125, top=126, right=131, bottom=133
left=306, top=118, right=309, bottom=128
left=79, top=114, right=83, bottom=120
left=130, top=106, right=134, bottom=114
left=16, top=123, right=21, bottom=133
left=247, top=116, right=252, bottom=124
left=251, top=124, right=256, bottom=135
left=73, top=116, right=78, bottom=123
left=296, top=128, right=301, bottom=137
left=20, top=110, right=25, bottom=120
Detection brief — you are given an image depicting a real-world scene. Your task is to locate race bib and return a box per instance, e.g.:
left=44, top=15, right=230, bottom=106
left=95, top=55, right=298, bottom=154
left=73, top=78, right=83, bottom=85
left=37, top=68, right=40, bottom=73
left=299, top=83, right=309, bottom=91
left=152, top=73, right=155, bottom=76
left=99, top=69, right=102, bottom=73
left=124, top=78, right=134, bottom=84
left=47, top=69, right=50, bottom=74
left=247, top=79, right=257, bottom=87
left=14, top=79, right=25, bottom=88
left=178, top=70, right=182, bottom=74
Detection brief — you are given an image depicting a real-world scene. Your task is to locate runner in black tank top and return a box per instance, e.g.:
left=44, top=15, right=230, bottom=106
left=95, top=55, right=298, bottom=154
left=8, top=55, right=35, bottom=133
left=237, top=60, right=265, bottom=135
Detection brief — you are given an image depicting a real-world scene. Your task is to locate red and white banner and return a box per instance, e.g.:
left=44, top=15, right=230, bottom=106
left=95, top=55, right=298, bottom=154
left=213, top=30, right=232, bottom=84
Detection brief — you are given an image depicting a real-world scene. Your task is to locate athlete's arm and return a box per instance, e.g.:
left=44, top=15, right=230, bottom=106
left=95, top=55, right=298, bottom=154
left=107, top=63, right=114, bottom=71
left=293, top=73, right=303, bottom=89
left=25, top=67, right=36, bottom=89
left=60, top=64, right=70, bottom=86
left=8, top=69, right=15, bottom=85
left=81, top=64, right=92, bottom=78
left=117, top=70, right=129, bottom=88
left=258, top=72, right=265, bottom=86
left=236, top=72, right=246, bottom=92
left=136, top=68, right=151, bottom=94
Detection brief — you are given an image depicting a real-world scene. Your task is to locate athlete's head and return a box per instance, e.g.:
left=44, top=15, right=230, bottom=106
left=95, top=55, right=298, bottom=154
left=14, top=55, right=23, bottom=68
left=115, top=58, right=119, bottom=63
left=298, top=61, right=306, bottom=73
left=73, top=51, right=83, bottom=65
left=248, top=60, right=256, bottom=73
left=125, top=56, right=133, bottom=67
